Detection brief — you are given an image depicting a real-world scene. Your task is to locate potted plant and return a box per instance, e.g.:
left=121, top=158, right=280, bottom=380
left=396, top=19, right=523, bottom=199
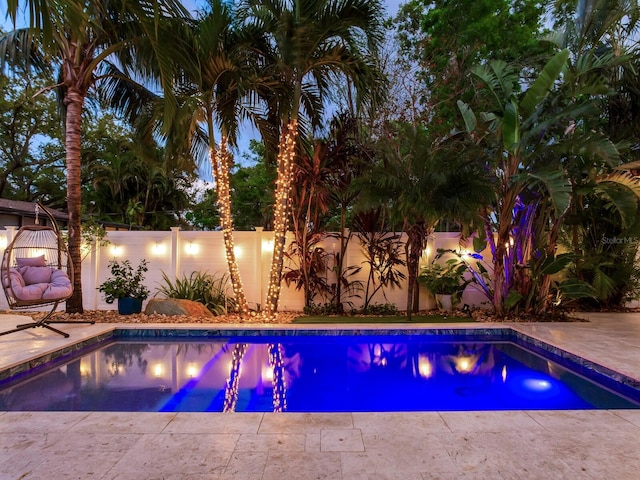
left=98, top=259, right=150, bottom=314
left=418, top=255, right=469, bottom=311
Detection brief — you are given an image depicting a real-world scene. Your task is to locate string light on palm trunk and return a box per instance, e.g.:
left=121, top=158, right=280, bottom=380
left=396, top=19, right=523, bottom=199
left=223, top=343, right=249, bottom=412
left=265, top=120, right=298, bottom=321
left=214, top=137, right=250, bottom=318
left=268, top=343, right=287, bottom=412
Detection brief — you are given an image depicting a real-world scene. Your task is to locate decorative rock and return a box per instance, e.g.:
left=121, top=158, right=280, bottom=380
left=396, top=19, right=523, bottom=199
left=144, top=298, right=214, bottom=317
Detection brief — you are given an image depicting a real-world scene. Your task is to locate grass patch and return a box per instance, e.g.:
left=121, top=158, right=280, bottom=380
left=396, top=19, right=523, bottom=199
left=292, top=314, right=476, bottom=324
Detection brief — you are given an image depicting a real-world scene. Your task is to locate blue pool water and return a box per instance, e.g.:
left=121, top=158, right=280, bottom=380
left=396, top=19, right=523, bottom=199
left=1, top=334, right=639, bottom=412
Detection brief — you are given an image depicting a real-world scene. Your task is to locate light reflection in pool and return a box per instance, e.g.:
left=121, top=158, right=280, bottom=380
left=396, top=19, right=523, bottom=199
left=1, top=337, right=638, bottom=412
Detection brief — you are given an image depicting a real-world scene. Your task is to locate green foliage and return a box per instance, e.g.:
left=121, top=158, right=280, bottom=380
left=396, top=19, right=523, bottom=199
left=355, top=122, right=493, bottom=316
left=355, top=212, right=406, bottom=309
left=566, top=174, right=640, bottom=308
left=83, top=114, right=196, bottom=230
left=302, top=302, right=344, bottom=316
left=80, top=219, right=110, bottom=256
left=184, top=188, right=220, bottom=230
left=283, top=233, right=333, bottom=308
left=230, top=157, right=275, bottom=230
left=186, top=141, right=275, bottom=230
left=455, top=30, right=629, bottom=316
left=327, top=261, right=363, bottom=312
left=357, top=303, right=399, bottom=315
left=398, top=0, right=547, bottom=134
left=419, top=257, right=469, bottom=297
left=98, top=260, right=150, bottom=303
left=441, top=244, right=494, bottom=303
left=156, top=271, right=235, bottom=316
left=0, top=68, right=63, bottom=202
left=62, top=218, right=110, bottom=261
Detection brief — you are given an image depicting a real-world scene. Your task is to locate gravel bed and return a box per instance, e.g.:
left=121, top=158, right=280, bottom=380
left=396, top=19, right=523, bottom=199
left=2, top=308, right=595, bottom=324
left=2, top=310, right=299, bottom=324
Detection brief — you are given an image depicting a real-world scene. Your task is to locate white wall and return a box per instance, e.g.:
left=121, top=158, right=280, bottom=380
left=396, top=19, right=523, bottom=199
left=1, top=227, right=493, bottom=313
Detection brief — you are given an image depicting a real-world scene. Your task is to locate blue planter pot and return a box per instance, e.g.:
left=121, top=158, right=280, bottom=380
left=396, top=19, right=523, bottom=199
left=117, top=297, right=143, bottom=315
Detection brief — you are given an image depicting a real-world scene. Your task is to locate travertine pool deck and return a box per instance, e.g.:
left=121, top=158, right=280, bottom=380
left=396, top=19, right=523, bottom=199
left=1, top=312, right=639, bottom=479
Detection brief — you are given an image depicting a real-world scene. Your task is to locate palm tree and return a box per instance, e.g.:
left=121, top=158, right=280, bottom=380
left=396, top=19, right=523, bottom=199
left=355, top=123, right=492, bottom=320
left=239, top=0, right=385, bottom=319
left=149, top=0, right=259, bottom=316
left=1, top=0, right=189, bottom=312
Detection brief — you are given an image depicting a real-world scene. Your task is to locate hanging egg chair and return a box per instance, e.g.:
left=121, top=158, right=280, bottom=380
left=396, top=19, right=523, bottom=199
left=1, top=203, right=94, bottom=337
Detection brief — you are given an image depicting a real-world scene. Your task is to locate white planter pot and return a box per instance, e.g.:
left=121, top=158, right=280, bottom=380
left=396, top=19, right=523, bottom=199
left=435, top=294, right=453, bottom=312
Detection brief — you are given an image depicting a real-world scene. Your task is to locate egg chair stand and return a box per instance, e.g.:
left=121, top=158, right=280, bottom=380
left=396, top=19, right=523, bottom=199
left=0, top=203, right=95, bottom=338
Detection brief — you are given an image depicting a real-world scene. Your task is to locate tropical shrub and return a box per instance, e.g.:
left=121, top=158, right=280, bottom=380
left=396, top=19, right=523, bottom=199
left=283, top=233, right=333, bottom=308
left=99, top=259, right=150, bottom=303
left=357, top=303, right=399, bottom=315
left=418, top=250, right=470, bottom=307
left=354, top=211, right=406, bottom=310
left=156, top=271, right=235, bottom=315
left=303, top=302, right=343, bottom=315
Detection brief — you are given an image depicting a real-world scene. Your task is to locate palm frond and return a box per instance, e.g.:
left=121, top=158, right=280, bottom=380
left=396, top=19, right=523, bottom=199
left=595, top=171, right=640, bottom=228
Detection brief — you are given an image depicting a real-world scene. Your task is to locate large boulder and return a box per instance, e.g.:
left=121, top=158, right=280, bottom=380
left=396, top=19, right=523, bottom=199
left=144, top=298, right=214, bottom=317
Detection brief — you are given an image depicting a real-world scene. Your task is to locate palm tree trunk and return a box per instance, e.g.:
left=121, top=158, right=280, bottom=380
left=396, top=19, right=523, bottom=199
left=264, top=120, right=298, bottom=319
left=405, top=223, right=430, bottom=321
left=301, top=183, right=315, bottom=308
left=65, top=89, right=85, bottom=313
left=335, top=209, right=347, bottom=313
left=212, top=139, right=249, bottom=317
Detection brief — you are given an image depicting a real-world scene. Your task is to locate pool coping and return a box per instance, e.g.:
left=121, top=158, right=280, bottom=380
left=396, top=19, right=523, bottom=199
left=2, top=323, right=639, bottom=403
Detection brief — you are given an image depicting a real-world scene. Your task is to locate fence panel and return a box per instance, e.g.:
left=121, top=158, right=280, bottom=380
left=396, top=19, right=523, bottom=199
left=0, top=227, right=522, bottom=313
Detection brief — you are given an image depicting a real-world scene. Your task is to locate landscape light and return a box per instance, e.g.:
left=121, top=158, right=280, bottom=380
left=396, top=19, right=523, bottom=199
left=152, top=242, right=166, bottom=255
left=186, top=363, right=198, bottom=378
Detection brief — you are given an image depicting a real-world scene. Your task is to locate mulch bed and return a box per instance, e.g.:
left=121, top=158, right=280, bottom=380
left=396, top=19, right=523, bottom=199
left=1, top=307, right=605, bottom=324
left=1, top=310, right=298, bottom=324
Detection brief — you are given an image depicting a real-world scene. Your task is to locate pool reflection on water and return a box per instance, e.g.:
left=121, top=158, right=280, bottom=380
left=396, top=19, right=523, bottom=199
left=1, top=336, right=638, bottom=412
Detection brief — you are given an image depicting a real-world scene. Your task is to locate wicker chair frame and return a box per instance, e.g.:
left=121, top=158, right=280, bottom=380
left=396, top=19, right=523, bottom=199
left=1, top=203, right=94, bottom=337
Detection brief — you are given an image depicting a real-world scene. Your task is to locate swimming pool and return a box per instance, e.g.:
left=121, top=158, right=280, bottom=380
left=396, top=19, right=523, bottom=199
left=1, top=329, right=639, bottom=412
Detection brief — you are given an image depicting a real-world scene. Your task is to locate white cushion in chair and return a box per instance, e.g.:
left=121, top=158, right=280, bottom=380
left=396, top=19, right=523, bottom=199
left=43, top=270, right=73, bottom=299
left=3, top=267, right=72, bottom=301
left=20, top=266, right=53, bottom=285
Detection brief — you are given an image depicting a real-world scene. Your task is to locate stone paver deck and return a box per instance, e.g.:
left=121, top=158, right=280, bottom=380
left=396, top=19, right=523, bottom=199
left=1, top=312, right=639, bottom=479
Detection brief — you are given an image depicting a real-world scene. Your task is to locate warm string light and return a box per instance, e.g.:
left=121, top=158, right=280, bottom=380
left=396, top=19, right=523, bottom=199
left=264, top=120, right=298, bottom=321
left=268, top=343, right=287, bottom=412
left=213, top=138, right=250, bottom=317
left=222, top=343, right=249, bottom=412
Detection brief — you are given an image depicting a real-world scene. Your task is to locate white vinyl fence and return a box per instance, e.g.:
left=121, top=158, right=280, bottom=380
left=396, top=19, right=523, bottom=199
left=0, top=227, right=492, bottom=312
